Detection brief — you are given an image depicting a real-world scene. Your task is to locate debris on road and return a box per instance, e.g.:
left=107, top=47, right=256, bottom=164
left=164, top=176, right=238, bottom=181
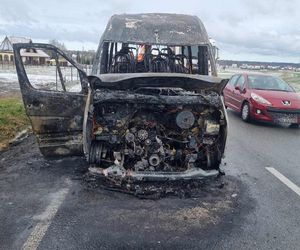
left=84, top=169, right=226, bottom=199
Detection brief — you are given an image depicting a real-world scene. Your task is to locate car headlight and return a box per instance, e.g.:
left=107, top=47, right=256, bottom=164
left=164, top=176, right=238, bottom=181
left=251, top=93, right=272, bottom=105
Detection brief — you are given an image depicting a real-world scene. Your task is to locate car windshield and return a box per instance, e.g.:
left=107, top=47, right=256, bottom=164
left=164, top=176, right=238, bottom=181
left=248, top=75, right=294, bottom=92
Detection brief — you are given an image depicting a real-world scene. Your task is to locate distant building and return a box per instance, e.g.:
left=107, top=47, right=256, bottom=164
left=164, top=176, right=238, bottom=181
left=0, top=36, right=50, bottom=65
left=66, top=50, right=96, bottom=65
left=49, top=58, right=68, bottom=67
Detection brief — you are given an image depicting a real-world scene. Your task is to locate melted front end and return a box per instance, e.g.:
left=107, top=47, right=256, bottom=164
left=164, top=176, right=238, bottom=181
left=86, top=85, right=227, bottom=184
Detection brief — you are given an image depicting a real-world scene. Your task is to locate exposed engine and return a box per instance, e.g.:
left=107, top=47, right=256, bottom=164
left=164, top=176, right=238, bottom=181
left=87, top=87, right=226, bottom=181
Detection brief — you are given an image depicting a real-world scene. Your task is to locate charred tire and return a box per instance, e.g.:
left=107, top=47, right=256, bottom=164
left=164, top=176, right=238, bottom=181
left=241, top=102, right=251, bottom=122
left=88, top=141, right=103, bottom=165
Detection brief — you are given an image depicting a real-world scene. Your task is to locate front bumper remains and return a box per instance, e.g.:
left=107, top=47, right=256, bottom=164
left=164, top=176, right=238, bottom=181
left=89, top=165, right=220, bottom=182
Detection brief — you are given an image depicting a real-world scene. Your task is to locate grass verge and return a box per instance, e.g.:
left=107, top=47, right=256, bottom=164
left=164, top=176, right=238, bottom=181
left=0, top=97, right=30, bottom=150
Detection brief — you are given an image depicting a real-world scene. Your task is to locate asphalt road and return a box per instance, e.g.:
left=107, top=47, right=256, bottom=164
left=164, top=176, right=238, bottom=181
left=0, top=110, right=299, bottom=250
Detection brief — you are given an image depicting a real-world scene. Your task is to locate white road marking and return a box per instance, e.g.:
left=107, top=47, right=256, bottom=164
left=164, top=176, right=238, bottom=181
left=22, top=180, right=71, bottom=250
left=266, top=167, right=300, bottom=197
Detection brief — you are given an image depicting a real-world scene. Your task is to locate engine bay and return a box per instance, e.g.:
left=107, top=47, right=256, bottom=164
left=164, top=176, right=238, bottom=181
left=87, top=87, right=226, bottom=183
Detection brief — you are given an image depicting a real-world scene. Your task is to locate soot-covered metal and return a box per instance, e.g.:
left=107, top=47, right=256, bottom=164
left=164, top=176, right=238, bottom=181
left=13, top=14, right=228, bottom=194
left=85, top=73, right=228, bottom=189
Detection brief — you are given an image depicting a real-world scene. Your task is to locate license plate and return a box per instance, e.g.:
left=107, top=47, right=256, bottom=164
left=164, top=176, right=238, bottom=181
left=276, top=114, right=297, bottom=124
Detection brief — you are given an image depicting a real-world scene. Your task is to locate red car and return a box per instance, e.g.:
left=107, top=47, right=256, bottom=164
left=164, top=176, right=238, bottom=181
left=223, top=73, right=300, bottom=127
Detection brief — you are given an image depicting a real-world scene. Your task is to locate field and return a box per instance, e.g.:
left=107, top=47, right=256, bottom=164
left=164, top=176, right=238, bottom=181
left=218, top=67, right=300, bottom=92
left=280, top=71, right=300, bottom=92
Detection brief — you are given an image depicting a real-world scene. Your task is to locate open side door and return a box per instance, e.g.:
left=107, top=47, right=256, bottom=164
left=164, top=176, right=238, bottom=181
left=13, top=43, right=89, bottom=157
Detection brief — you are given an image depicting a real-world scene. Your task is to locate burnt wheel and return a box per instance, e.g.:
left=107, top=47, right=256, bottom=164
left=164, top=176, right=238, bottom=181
left=241, top=102, right=251, bottom=122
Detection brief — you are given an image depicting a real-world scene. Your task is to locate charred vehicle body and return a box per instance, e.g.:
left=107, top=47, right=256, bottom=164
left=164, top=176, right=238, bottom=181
left=13, top=14, right=228, bottom=187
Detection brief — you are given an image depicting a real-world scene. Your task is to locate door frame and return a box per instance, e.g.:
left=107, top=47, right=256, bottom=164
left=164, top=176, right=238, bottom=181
left=13, top=43, right=89, bottom=157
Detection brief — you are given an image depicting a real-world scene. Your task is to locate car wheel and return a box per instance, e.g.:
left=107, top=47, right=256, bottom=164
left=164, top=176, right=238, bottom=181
left=241, top=102, right=251, bottom=122
left=290, top=124, right=299, bottom=128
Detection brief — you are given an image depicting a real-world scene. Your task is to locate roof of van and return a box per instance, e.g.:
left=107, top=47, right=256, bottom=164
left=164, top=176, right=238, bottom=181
left=100, top=13, right=210, bottom=45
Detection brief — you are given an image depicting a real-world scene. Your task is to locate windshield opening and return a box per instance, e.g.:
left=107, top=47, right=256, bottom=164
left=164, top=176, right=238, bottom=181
left=96, top=41, right=213, bottom=75
left=248, top=75, right=294, bottom=92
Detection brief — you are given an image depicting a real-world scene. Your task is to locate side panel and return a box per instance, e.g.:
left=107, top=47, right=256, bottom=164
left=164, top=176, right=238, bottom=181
left=232, top=75, right=246, bottom=110
left=224, top=75, right=240, bottom=111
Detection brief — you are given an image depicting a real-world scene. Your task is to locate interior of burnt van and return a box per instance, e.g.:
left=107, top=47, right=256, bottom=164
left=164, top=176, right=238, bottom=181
left=99, top=42, right=212, bottom=75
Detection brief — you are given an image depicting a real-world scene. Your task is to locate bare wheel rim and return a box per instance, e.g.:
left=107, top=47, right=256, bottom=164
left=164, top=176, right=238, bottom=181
left=242, top=104, right=249, bottom=120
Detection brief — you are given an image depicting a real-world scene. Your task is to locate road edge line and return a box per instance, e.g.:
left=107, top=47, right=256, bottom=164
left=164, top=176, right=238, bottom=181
left=22, top=180, right=71, bottom=250
left=266, top=167, right=300, bottom=197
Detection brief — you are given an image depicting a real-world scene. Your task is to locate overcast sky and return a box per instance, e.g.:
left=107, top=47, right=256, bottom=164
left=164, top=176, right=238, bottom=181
left=1, top=0, right=300, bottom=63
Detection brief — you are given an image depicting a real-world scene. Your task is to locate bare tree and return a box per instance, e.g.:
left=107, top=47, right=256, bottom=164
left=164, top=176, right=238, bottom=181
left=48, top=39, right=67, bottom=51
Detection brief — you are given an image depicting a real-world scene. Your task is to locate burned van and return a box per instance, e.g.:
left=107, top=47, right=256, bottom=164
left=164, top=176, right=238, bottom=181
left=14, top=14, right=228, bottom=187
